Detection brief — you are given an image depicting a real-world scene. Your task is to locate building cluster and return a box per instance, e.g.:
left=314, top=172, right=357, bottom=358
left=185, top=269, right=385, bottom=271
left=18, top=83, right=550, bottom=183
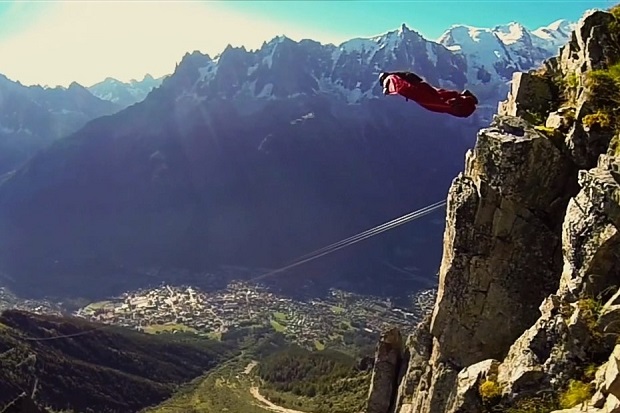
left=74, top=281, right=436, bottom=347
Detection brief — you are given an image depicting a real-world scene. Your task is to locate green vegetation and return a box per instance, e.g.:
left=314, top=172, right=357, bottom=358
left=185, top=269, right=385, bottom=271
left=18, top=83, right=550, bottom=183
left=557, top=71, right=580, bottom=106
left=545, top=5, right=620, bottom=141
left=504, top=394, right=559, bottom=413
left=257, top=345, right=371, bottom=413
left=500, top=375, right=596, bottom=412
left=0, top=309, right=237, bottom=413
left=558, top=379, right=594, bottom=409
left=146, top=331, right=370, bottom=413
left=533, top=125, right=564, bottom=145
left=144, top=358, right=273, bottom=413
left=83, top=300, right=113, bottom=311
left=270, top=319, right=286, bottom=332
left=610, top=134, right=620, bottom=157
left=273, top=312, right=287, bottom=321
left=609, top=3, right=620, bottom=38
left=583, top=363, right=599, bottom=382
left=579, top=59, right=620, bottom=158
left=206, top=331, right=222, bottom=341
left=478, top=379, right=502, bottom=410
left=583, top=110, right=613, bottom=129
left=330, top=305, right=345, bottom=314
left=584, top=63, right=620, bottom=110
left=566, top=72, right=579, bottom=89
left=578, top=297, right=603, bottom=340
left=143, top=323, right=197, bottom=334
left=522, top=110, right=545, bottom=127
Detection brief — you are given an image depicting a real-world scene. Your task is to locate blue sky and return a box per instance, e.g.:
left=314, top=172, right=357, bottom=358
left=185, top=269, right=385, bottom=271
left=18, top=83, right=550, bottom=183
left=216, top=0, right=612, bottom=39
left=0, top=0, right=612, bottom=87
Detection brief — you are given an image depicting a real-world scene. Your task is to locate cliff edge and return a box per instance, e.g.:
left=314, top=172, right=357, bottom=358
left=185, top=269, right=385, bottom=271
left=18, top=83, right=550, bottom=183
left=367, top=6, right=620, bottom=413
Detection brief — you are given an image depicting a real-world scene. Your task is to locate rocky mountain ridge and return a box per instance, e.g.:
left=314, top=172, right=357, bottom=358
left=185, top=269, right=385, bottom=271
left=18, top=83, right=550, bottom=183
left=438, top=18, right=575, bottom=103
left=0, top=75, right=120, bottom=175
left=87, top=74, right=166, bottom=108
left=0, top=16, right=572, bottom=179
left=155, top=17, right=574, bottom=126
left=366, top=6, right=620, bottom=413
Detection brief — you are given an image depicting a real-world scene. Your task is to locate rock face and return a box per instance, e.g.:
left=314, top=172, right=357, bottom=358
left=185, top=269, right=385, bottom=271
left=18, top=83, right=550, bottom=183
left=367, top=7, right=620, bottom=413
left=431, top=114, right=571, bottom=367
left=367, top=328, right=404, bottom=413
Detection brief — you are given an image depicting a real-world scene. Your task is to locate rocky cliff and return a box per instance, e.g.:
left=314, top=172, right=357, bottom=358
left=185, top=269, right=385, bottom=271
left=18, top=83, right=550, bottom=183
left=367, top=6, right=620, bottom=413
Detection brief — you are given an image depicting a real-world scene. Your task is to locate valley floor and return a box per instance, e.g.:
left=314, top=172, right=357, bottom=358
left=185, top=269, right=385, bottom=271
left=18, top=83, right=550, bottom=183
left=72, top=281, right=435, bottom=352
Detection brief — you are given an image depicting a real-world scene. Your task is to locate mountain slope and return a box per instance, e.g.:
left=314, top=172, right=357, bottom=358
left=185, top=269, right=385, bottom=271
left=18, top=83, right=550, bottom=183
left=0, top=33, right=477, bottom=300
left=88, top=74, right=166, bottom=108
left=0, top=309, right=236, bottom=413
left=0, top=75, right=121, bottom=175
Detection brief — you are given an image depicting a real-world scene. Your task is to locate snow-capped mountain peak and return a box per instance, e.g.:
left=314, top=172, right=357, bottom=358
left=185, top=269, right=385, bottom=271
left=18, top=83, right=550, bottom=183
left=85, top=15, right=576, bottom=125
left=493, top=21, right=528, bottom=45
left=435, top=17, right=575, bottom=103
left=531, top=19, right=576, bottom=51
left=159, top=19, right=469, bottom=106
left=87, top=73, right=165, bottom=108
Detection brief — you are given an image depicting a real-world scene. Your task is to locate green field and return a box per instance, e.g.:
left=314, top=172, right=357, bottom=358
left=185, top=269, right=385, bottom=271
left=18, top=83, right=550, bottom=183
left=83, top=300, right=114, bottom=311
left=143, top=323, right=197, bottom=334
left=314, top=340, right=325, bottom=351
left=270, top=320, right=286, bottom=332
left=273, top=312, right=288, bottom=321
left=330, top=306, right=345, bottom=314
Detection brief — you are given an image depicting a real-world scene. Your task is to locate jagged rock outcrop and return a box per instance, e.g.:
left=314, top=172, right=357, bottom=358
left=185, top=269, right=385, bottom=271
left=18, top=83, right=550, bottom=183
left=367, top=6, right=620, bottom=413
left=367, top=328, right=404, bottom=413
left=497, top=71, right=556, bottom=121
left=393, top=315, right=433, bottom=409
left=395, top=111, right=573, bottom=413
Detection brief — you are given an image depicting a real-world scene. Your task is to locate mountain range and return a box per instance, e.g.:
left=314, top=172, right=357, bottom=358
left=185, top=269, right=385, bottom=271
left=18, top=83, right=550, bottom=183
left=87, top=74, right=167, bottom=108
left=0, top=17, right=577, bottom=300
left=0, top=76, right=120, bottom=176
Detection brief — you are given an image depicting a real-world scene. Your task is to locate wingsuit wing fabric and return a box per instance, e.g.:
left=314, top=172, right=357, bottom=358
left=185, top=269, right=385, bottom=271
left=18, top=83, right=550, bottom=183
left=383, top=73, right=477, bottom=118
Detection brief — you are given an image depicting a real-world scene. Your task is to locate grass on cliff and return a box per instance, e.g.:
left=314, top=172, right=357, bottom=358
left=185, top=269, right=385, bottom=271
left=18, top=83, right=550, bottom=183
left=559, top=379, right=594, bottom=409
left=537, top=6, right=620, bottom=152
left=479, top=379, right=502, bottom=406
left=505, top=394, right=559, bottom=413
left=581, top=8, right=620, bottom=155
left=500, top=378, right=592, bottom=413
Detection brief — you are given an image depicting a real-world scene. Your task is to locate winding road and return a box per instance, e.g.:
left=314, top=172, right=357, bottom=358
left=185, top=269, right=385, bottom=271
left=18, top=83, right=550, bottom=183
left=250, top=387, right=309, bottom=413
left=244, top=361, right=309, bottom=413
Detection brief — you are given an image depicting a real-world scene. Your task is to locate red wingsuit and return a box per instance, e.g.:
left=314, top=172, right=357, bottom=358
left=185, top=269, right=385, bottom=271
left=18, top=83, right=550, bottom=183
left=383, top=73, right=478, bottom=118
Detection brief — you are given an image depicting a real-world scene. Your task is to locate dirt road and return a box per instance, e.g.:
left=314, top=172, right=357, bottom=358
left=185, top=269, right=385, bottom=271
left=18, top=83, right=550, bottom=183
left=249, top=386, right=309, bottom=413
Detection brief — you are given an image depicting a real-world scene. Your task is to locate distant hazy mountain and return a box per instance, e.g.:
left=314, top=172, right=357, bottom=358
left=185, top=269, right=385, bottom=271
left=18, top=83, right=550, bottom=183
left=0, top=75, right=120, bottom=175
left=88, top=74, right=166, bottom=108
left=0, top=17, right=576, bottom=300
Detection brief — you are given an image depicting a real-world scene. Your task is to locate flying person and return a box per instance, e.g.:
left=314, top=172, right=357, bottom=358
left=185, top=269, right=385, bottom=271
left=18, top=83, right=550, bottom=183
left=379, top=71, right=478, bottom=118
